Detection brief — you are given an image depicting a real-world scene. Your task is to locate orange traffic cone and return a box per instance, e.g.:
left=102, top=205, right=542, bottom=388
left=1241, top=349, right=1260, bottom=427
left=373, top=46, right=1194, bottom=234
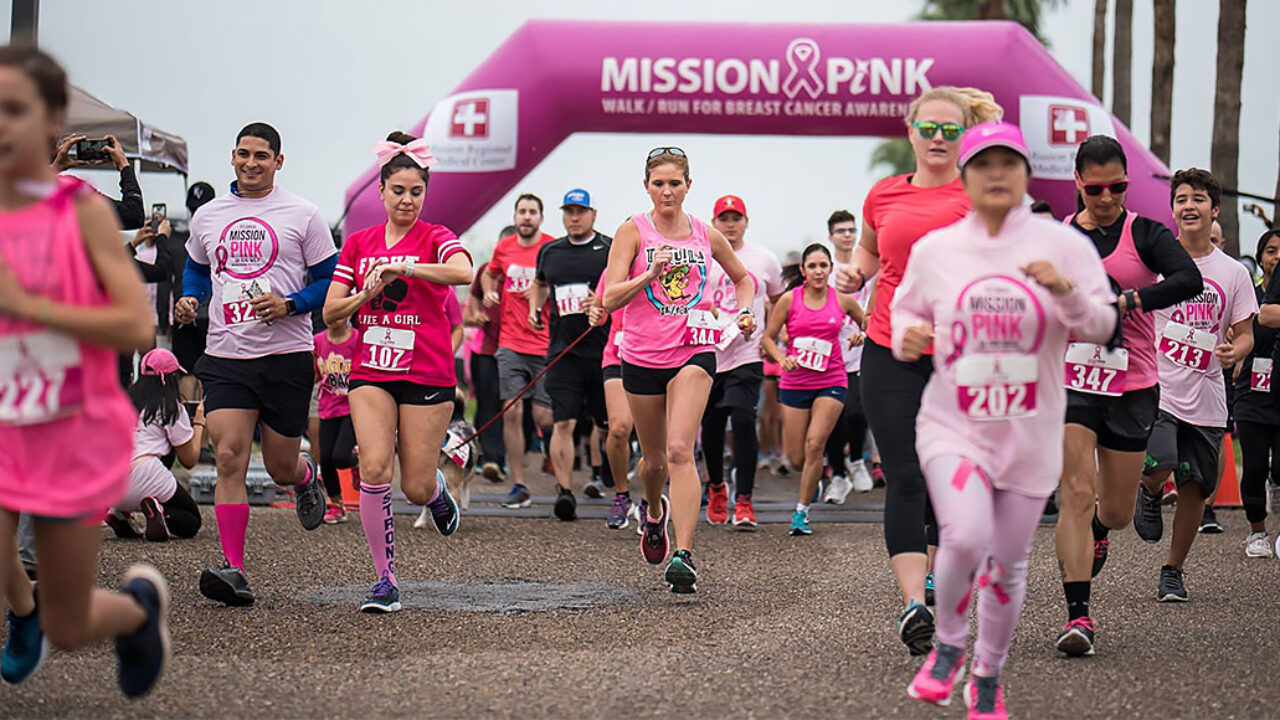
left=1216, top=432, right=1243, bottom=507
left=339, top=468, right=361, bottom=508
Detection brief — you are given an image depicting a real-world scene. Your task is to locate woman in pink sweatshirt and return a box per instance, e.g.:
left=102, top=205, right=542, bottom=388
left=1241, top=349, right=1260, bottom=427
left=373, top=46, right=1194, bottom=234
left=892, top=122, right=1118, bottom=719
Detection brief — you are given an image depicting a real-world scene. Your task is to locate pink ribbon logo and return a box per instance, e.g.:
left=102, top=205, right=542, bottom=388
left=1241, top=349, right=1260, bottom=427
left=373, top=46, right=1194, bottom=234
left=782, top=38, right=822, bottom=99
left=214, top=246, right=229, bottom=276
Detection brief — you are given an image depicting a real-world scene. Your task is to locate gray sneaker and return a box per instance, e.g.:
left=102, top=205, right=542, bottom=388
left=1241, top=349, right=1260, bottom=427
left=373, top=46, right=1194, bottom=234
left=1133, top=483, right=1164, bottom=544
left=294, top=452, right=325, bottom=530
left=1157, top=564, right=1188, bottom=602
left=198, top=565, right=255, bottom=607
left=583, top=477, right=605, bottom=499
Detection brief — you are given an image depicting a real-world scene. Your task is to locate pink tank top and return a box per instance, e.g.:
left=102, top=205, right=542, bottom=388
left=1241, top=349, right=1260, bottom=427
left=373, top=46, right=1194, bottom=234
left=1069, top=211, right=1158, bottom=391
left=0, top=177, right=136, bottom=517
left=620, top=212, right=716, bottom=369
left=780, top=286, right=849, bottom=390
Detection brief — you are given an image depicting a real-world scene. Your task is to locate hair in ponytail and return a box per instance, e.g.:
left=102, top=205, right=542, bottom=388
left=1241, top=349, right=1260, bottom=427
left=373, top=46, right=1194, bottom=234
left=905, top=86, right=1004, bottom=128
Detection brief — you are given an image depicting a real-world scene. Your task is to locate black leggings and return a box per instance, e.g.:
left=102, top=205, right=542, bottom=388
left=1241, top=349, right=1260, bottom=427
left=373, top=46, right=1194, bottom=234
left=826, top=371, right=869, bottom=473
left=162, top=485, right=202, bottom=539
left=861, top=340, right=938, bottom=556
left=319, top=415, right=357, bottom=499
left=1236, top=420, right=1280, bottom=524
left=702, top=406, right=760, bottom=497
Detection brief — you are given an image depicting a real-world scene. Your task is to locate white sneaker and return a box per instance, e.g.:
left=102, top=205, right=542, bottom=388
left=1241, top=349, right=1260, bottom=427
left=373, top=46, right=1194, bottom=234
left=849, top=460, right=874, bottom=493
left=1245, top=531, right=1274, bottom=558
left=1269, top=480, right=1280, bottom=516
left=823, top=474, right=854, bottom=504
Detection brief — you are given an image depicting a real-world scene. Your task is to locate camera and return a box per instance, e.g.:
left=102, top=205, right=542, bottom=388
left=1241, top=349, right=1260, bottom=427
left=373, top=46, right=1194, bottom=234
left=150, top=203, right=167, bottom=234
left=73, top=137, right=112, bottom=163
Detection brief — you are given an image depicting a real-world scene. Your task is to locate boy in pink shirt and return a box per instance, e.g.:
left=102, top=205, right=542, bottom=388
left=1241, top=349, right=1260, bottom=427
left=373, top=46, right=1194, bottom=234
left=1134, top=169, right=1256, bottom=602
left=893, top=123, right=1117, bottom=718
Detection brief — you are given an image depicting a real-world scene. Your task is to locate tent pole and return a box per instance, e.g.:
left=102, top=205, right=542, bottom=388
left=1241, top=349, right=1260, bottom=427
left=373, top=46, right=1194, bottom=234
left=11, top=0, right=39, bottom=45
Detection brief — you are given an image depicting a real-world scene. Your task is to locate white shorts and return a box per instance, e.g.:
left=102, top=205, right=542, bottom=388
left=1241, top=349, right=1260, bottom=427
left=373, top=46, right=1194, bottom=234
left=116, top=456, right=178, bottom=512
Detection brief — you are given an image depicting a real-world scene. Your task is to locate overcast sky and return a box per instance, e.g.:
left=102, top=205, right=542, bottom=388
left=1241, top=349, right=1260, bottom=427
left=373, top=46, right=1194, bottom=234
left=3, top=0, right=1277, bottom=257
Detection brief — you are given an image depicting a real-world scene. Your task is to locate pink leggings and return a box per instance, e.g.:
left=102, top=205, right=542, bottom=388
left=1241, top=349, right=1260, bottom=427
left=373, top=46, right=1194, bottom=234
left=924, top=455, right=1045, bottom=677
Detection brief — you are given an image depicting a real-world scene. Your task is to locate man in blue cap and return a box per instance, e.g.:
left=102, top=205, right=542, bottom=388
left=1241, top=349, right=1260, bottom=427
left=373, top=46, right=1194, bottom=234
left=529, top=189, right=616, bottom=522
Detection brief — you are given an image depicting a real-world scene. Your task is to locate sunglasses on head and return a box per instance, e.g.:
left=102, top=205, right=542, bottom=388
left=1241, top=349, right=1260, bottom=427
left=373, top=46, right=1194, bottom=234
left=648, top=146, right=687, bottom=159
left=1081, top=180, right=1129, bottom=196
left=912, top=121, right=965, bottom=141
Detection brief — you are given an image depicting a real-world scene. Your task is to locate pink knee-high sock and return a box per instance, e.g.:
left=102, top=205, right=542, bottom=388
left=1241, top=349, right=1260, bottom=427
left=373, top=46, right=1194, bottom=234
left=359, top=483, right=396, bottom=584
left=923, top=456, right=995, bottom=650
left=971, top=490, right=1043, bottom=677
left=214, top=503, right=250, bottom=570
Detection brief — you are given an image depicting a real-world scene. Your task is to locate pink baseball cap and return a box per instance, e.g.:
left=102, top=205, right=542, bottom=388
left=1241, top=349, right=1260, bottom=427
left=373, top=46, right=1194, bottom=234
left=958, top=121, right=1030, bottom=169
left=140, top=348, right=186, bottom=377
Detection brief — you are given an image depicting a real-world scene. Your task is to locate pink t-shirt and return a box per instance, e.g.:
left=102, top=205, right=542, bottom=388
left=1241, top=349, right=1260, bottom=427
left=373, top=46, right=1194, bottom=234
left=781, top=286, right=849, bottom=390
left=620, top=213, right=717, bottom=369
left=187, top=185, right=337, bottom=360
left=892, top=208, right=1117, bottom=498
left=1153, top=247, right=1258, bottom=427
left=333, top=220, right=470, bottom=387
left=313, top=330, right=357, bottom=420
left=708, top=241, right=784, bottom=373
left=132, top=405, right=193, bottom=460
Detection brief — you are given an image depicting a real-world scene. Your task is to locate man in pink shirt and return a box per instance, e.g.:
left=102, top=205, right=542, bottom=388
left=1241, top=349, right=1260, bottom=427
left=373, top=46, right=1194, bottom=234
left=1134, top=168, right=1256, bottom=602
left=175, top=123, right=337, bottom=606
left=700, top=195, right=784, bottom=528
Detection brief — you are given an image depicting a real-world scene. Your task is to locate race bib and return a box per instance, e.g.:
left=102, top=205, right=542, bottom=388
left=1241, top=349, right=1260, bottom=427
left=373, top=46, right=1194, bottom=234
left=792, top=336, right=833, bottom=372
left=1064, top=343, right=1128, bottom=397
left=683, top=309, right=722, bottom=346
left=221, top=278, right=272, bottom=326
left=506, top=265, right=536, bottom=294
left=1252, top=358, right=1273, bottom=393
left=362, top=326, right=415, bottom=373
left=715, top=314, right=742, bottom=351
left=554, top=283, right=590, bottom=316
left=955, top=353, right=1038, bottom=421
left=0, top=332, right=85, bottom=426
left=1158, top=321, right=1215, bottom=371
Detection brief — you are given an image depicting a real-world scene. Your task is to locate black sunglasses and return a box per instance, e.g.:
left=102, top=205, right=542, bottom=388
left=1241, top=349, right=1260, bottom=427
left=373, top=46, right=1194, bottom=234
left=648, top=146, right=687, bottom=159
left=1081, top=180, right=1129, bottom=196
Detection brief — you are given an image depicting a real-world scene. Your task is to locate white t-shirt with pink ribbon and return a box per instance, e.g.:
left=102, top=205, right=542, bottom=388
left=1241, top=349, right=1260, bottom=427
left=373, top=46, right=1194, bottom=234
left=187, top=186, right=336, bottom=360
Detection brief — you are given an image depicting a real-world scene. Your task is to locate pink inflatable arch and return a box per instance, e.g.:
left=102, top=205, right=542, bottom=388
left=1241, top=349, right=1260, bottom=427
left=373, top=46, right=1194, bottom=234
left=343, top=20, right=1172, bottom=236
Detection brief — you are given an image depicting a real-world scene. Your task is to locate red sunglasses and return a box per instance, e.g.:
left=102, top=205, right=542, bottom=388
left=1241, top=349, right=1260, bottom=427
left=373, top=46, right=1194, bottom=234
left=1081, top=180, right=1129, bottom=196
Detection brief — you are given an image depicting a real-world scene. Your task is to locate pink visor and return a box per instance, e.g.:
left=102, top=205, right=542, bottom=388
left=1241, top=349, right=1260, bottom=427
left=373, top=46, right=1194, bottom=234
left=958, top=121, right=1031, bottom=169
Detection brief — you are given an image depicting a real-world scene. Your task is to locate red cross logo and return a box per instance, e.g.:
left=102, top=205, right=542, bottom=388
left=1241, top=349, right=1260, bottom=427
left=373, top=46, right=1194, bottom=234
left=1049, top=105, right=1089, bottom=146
left=450, top=99, right=489, bottom=139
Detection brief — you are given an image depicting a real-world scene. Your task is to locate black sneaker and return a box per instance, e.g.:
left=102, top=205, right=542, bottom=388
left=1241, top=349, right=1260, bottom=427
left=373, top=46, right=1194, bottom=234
left=294, top=452, right=325, bottom=530
left=198, top=565, right=255, bottom=607
left=425, top=471, right=460, bottom=537
left=1157, top=565, right=1189, bottom=602
left=116, top=564, right=170, bottom=698
left=1198, top=506, right=1224, bottom=534
left=1055, top=616, right=1098, bottom=656
left=140, top=497, right=170, bottom=542
left=1133, top=484, right=1164, bottom=543
left=1092, top=537, right=1109, bottom=578
left=665, top=550, right=697, bottom=594
left=553, top=488, right=577, bottom=521
left=897, top=601, right=935, bottom=656
left=105, top=512, right=142, bottom=540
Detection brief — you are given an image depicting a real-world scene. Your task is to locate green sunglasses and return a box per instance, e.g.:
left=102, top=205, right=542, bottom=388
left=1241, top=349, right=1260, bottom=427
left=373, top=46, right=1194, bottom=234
left=913, top=121, right=966, bottom=142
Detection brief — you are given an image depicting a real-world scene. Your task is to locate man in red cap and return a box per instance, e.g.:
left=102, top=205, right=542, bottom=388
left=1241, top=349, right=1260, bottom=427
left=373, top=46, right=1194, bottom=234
left=702, top=195, right=785, bottom=527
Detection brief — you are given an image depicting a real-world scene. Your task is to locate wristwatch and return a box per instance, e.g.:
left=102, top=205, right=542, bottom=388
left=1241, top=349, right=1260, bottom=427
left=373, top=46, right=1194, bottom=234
left=285, top=298, right=297, bottom=315
left=1121, top=289, right=1138, bottom=314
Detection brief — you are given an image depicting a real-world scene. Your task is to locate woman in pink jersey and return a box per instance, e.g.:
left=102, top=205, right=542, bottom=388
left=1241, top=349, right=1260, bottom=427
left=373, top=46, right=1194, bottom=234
left=591, top=275, right=636, bottom=530
left=761, top=244, right=864, bottom=537
left=601, top=147, right=756, bottom=594
left=0, top=46, right=169, bottom=696
left=323, top=131, right=473, bottom=613
left=313, top=316, right=358, bottom=525
left=892, top=123, right=1117, bottom=719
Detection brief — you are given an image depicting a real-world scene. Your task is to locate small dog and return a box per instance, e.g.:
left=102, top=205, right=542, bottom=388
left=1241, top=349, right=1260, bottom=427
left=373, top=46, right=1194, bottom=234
left=415, top=396, right=478, bottom=529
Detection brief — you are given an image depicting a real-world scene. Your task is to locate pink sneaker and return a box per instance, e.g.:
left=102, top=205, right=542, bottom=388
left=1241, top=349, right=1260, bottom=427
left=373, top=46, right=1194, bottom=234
left=964, top=676, right=1008, bottom=720
left=907, top=644, right=965, bottom=706
left=323, top=503, right=348, bottom=525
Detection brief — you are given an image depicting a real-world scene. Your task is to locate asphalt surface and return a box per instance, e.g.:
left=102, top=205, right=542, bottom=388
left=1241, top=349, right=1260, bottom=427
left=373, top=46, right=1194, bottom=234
left=4, top=465, right=1279, bottom=719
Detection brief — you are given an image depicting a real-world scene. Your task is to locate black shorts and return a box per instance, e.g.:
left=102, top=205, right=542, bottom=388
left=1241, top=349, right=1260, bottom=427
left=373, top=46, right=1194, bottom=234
left=1144, top=411, right=1225, bottom=496
left=603, top=364, right=622, bottom=382
left=171, top=318, right=208, bottom=374
left=196, top=352, right=313, bottom=438
left=545, top=353, right=607, bottom=424
left=1065, top=386, right=1160, bottom=452
left=708, top=362, right=764, bottom=413
left=348, top=379, right=454, bottom=406
left=622, top=353, right=716, bottom=396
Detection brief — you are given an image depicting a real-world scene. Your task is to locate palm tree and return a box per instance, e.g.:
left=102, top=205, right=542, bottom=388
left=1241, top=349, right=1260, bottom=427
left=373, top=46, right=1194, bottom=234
left=870, top=0, right=1063, bottom=176
left=1092, top=0, right=1108, bottom=100
left=1212, top=0, right=1247, bottom=255
left=1150, top=0, right=1176, bottom=165
left=1113, top=0, right=1133, bottom=126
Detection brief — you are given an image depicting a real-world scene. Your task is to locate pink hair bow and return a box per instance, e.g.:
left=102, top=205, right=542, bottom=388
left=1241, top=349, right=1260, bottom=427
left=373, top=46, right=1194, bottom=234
left=373, top=139, right=437, bottom=169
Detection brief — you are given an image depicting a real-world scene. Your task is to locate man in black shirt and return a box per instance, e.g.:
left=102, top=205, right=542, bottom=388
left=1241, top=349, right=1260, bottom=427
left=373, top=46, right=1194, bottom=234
left=53, top=133, right=146, bottom=229
left=530, top=189, right=612, bottom=521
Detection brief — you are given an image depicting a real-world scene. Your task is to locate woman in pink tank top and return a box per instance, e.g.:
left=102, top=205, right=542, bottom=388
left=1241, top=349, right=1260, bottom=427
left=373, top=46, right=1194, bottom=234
left=323, top=131, right=473, bottom=613
left=0, top=46, right=170, bottom=697
left=760, top=244, right=865, bottom=537
left=600, top=148, right=756, bottom=594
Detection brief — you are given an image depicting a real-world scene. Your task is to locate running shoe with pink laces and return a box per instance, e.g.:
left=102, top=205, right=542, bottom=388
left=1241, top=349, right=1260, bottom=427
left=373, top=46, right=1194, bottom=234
left=964, top=675, right=1008, bottom=720
left=705, top=483, right=728, bottom=524
left=323, top=503, right=348, bottom=525
left=907, top=643, right=965, bottom=706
